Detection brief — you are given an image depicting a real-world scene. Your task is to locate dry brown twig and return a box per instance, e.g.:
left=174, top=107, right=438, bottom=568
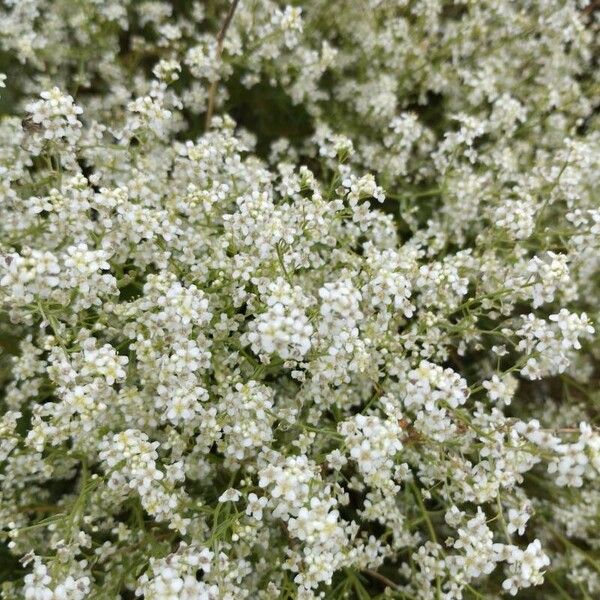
left=362, top=568, right=401, bottom=591
left=205, top=0, right=241, bottom=130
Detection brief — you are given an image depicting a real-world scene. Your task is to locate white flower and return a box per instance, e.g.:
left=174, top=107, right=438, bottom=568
left=218, top=488, right=241, bottom=503
left=1, top=2, right=598, bottom=597
left=25, top=87, right=83, bottom=145
left=482, top=373, right=517, bottom=406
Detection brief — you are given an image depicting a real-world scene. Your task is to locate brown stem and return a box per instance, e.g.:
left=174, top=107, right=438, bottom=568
left=362, top=568, right=400, bottom=591
left=205, top=0, right=240, bottom=130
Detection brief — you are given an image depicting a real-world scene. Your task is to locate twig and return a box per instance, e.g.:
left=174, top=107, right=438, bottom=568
left=205, top=0, right=240, bottom=130
left=362, top=568, right=400, bottom=591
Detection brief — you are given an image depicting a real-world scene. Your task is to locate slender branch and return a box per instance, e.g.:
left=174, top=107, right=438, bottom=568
left=410, top=480, right=438, bottom=544
left=362, top=568, right=400, bottom=591
left=205, top=0, right=240, bottom=130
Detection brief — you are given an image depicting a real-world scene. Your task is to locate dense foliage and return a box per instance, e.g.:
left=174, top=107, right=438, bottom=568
left=0, top=1, right=599, bottom=598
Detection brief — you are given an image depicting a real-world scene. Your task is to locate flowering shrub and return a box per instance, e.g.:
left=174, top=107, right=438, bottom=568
left=0, top=1, right=599, bottom=598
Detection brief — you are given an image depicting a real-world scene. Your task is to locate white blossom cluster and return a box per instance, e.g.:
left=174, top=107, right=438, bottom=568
left=0, top=1, right=599, bottom=599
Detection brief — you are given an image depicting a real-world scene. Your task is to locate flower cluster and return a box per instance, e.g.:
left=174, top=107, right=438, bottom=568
left=0, top=1, right=599, bottom=599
